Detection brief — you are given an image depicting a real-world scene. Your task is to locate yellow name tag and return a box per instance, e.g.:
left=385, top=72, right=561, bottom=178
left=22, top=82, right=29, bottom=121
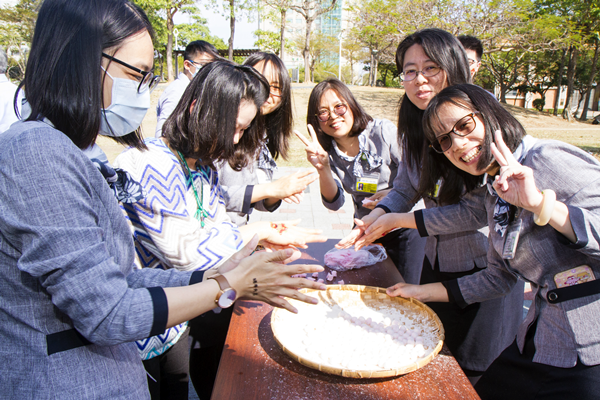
left=554, top=265, right=595, bottom=288
left=356, top=176, right=378, bottom=193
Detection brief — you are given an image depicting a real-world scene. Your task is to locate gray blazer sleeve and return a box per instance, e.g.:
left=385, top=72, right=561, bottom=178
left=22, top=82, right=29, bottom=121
left=321, top=178, right=345, bottom=211
left=418, top=186, right=489, bottom=236
left=0, top=125, right=180, bottom=345
left=377, top=159, right=419, bottom=213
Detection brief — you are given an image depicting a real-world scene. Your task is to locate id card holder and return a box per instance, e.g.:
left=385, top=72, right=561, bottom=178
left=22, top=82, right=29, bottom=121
left=502, top=219, right=522, bottom=259
left=554, top=265, right=595, bottom=288
left=356, top=172, right=379, bottom=194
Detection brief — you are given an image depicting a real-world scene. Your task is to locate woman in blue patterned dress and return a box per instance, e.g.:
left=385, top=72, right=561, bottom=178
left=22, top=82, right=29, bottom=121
left=114, top=60, right=326, bottom=399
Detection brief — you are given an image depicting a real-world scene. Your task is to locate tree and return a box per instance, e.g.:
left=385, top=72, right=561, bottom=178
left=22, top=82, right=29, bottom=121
left=291, top=30, right=337, bottom=81
left=289, top=0, right=338, bottom=83
left=0, top=0, right=40, bottom=78
left=133, top=0, right=198, bottom=82
left=580, top=32, right=600, bottom=120
left=261, top=0, right=293, bottom=59
left=347, top=0, right=398, bottom=87
left=209, top=0, right=256, bottom=60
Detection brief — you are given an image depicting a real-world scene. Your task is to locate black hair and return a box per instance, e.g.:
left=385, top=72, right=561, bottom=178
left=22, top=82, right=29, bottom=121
left=243, top=52, right=293, bottom=160
left=306, top=77, right=373, bottom=152
left=457, top=35, right=484, bottom=61
left=395, top=28, right=471, bottom=204
left=184, top=40, right=221, bottom=61
left=20, top=0, right=153, bottom=150
left=421, top=84, right=525, bottom=204
left=162, top=61, right=270, bottom=171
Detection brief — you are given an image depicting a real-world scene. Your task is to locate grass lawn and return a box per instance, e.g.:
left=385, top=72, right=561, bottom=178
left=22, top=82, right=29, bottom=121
left=97, top=83, right=600, bottom=165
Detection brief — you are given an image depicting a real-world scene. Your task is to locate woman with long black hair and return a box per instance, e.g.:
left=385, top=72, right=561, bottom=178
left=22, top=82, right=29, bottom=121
left=341, top=29, right=524, bottom=383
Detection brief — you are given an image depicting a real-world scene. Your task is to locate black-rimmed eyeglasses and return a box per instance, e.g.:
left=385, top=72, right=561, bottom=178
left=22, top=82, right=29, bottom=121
left=430, top=112, right=479, bottom=153
left=316, top=103, right=347, bottom=122
left=102, top=53, right=160, bottom=93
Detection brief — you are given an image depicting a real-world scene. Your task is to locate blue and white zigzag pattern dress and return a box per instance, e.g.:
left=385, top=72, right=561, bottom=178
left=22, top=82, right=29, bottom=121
left=114, top=138, right=243, bottom=360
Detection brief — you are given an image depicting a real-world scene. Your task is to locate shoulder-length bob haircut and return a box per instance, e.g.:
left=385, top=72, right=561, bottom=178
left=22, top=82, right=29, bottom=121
left=20, top=0, right=153, bottom=150
left=395, top=28, right=471, bottom=169
left=243, top=52, right=293, bottom=160
left=420, top=84, right=526, bottom=204
left=306, top=78, right=373, bottom=152
left=162, top=61, right=270, bottom=171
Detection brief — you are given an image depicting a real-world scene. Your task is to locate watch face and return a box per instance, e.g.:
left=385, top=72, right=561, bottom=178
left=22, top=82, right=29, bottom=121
left=218, top=288, right=237, bottom=308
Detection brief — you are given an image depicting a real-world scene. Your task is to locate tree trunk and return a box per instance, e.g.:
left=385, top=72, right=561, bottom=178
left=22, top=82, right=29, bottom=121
left=562, top=46, right=578, bottom=120
left=166, top=8, right=174, bottom=82
left=373, top=56, right=378, bottom=86
left=369, top=51, right=374, bottom=86
left=303, top=18, right=313, bottom=83
left=553, top=48, right=566, bottom=116
left=228, top=0, right=235, bottom=61
left=500, top=80, right=508, bottom=103
left=580, top=40, right=600, bottom=121
left=279, top=9, right=286, bottom=59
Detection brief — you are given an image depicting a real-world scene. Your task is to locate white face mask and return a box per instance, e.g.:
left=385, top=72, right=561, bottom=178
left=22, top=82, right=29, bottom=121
left=99, top=67, right=150, bottom=137
left=189, top=61, right=201, bottom=78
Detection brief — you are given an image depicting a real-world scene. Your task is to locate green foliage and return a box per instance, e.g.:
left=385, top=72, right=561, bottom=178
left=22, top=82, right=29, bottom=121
left=176, top=16, right=227, bottom=49
left=254, top=29, right=294, bottom=55
left=533, top=98, right=546, bottom=111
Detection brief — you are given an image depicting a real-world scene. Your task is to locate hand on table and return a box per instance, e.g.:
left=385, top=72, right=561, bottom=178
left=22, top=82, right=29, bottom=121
left=335, top=211, right=383, bottom=249
left=294, top=125, right=330, bottom=171
left=260, top=219, right=327, bottom=249
left=490, top=130, right=544, bottom=213
left=223, top=235, right=327, bottom=313
left=386, top=282, right=449, bottom=303
left=354, top=214, right=400, bottom=250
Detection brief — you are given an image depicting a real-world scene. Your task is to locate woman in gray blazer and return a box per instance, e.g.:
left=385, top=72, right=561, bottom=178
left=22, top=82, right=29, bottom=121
left=392, top=83, right=600, bottom=399
left=340, top=29, right=524, bottom=383
left=0, top=1, right=325, bottom=398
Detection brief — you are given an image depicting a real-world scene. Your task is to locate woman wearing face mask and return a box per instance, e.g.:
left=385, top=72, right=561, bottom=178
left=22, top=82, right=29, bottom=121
left=218, top=52, right=318, bottom=227
left=337, top=29, right=524, bottom=383
left=0, top=1, right=325, bottom=398
left=390, top=83, right=600, bottom=400
left=114, top=60, right=327, bottom=399
left=294, top=77, right=426, bottom=284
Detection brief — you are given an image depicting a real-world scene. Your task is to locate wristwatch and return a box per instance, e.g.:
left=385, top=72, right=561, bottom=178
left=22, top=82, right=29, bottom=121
left=208, top=274, right=237, bottom=308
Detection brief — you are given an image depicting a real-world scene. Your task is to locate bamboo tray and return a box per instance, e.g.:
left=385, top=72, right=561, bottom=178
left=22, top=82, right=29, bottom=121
left=271, top=285, right=444, bottom=379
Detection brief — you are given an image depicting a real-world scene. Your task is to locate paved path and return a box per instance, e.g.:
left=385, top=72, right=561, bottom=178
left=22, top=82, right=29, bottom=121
left=247, top=167, right=355, bottom=239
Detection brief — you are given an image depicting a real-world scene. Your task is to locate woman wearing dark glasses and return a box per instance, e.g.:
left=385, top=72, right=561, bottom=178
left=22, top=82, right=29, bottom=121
left=295, top=77, right=426, bottom=284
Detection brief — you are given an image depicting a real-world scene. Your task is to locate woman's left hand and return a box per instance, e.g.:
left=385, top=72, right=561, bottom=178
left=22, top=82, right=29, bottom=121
left=491, top=130, right=544, bottom=213
left=261, top=219, right=327, bottom=249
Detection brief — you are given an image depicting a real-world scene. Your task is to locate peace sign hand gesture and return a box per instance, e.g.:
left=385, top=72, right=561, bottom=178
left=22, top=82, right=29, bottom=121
left=491, top=130, right=544, bottom=213
left=294, top=125, right=330, bottom=171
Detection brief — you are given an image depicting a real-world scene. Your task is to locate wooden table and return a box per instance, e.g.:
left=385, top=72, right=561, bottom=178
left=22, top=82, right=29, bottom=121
left=212, top=239, right=480, bottom=400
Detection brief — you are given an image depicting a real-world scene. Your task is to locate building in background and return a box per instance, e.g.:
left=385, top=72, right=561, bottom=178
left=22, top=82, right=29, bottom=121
left=258, top=0, right=348, bottom=78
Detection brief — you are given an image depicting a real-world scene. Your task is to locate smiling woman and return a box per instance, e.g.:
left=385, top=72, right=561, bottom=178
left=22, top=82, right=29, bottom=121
left=0, top=1, right=326, bottom=399
left=409, top=83, right=600, bottom=400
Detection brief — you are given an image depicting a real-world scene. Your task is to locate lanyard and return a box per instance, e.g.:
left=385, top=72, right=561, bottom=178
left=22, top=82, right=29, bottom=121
left=177, top=151, right=208, bottom=227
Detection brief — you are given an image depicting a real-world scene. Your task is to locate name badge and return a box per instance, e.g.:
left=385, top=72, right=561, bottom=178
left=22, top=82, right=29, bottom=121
left=554, top=265, right=595, bottom=288
left=356, top=173, right=379, bottom=194
left=502, top=219, right=522, bottom=259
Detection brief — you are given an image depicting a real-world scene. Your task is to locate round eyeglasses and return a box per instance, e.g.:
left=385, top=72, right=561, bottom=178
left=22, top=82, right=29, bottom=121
left=430, top=112, right=479, bottom=153
left=316, top=103, right=347, bottom=122
left=400, top=66, right=442, bottom=82
left=102, top=53, right=160, bottom=93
